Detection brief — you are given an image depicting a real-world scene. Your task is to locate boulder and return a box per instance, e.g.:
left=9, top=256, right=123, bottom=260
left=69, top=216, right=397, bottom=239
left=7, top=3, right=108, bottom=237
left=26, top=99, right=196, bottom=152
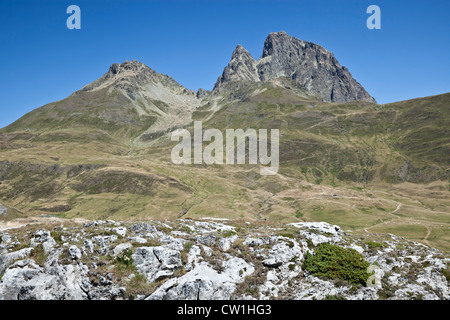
left=147, top=257, right=254, bottom=300
left=68, top=245, right=82, bottom=260
left=132, top=246, right=182, bottom=282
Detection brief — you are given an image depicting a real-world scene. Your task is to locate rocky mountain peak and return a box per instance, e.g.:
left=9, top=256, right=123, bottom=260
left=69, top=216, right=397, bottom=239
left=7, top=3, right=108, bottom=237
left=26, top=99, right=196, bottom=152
left=214, top=31, right=376, bottom=103
left=260, top=31, right=294, bottom=58
left=78, top=59, right=195, bottom=99
left=108, top=60, right=148, bottom=76
left=213, top=44, right=259, bottom=90
left=232, top=44, right=250, bottom=58
left=66, top=59, right=200, bottom=142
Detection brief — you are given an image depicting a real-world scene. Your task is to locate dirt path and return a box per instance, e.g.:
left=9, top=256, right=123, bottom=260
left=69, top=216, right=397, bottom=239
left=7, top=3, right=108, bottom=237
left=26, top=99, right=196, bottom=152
left=363, top=202, right=402, bottom=233
left=362, top=202, right=437, bottom=247
left=422, top=225, right=433, bottom=247
left=0, top=216, right=88, bottom=231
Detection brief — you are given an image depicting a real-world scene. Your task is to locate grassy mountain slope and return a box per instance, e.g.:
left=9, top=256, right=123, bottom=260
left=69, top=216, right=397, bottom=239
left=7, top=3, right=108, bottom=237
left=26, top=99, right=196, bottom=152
left=0, top=82, right=449, bottom=252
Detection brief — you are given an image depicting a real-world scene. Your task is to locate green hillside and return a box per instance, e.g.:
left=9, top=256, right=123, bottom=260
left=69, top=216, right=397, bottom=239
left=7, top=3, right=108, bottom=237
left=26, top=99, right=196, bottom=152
left=0, top=83, right=449, bottom=252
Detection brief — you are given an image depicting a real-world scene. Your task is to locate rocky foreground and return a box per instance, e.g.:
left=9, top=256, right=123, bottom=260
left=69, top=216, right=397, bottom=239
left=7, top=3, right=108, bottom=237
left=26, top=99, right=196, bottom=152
left=0, top=218, right=448, bottom=300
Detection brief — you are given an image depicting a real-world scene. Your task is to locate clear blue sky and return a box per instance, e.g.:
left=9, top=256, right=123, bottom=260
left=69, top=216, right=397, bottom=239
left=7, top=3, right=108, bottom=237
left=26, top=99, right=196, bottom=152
left=1, top=0, right=449, bottom=129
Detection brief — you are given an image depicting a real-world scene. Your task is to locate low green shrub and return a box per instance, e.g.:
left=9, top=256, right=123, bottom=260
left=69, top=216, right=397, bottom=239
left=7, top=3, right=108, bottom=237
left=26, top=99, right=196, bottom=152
left=365, top=241, right=384, bottom=249
left=303, top=243, right=371, bottom=286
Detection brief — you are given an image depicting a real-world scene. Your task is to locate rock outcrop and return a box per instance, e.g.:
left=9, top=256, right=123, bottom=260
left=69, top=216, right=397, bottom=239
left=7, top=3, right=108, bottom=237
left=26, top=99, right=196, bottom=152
left=214, top=31, right=376, bottom=103
left=1, top=218, right=448, bottom=300
left=0, top=204, right=6, bottom=217
left=214, top=45, right=259, bottom=87
left=78, top=60, right=196, bottom=99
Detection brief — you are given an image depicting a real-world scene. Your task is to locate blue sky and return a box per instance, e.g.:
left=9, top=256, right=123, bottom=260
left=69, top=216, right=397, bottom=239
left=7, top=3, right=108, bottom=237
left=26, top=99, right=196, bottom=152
left=0, top=0, right=449, bottom=129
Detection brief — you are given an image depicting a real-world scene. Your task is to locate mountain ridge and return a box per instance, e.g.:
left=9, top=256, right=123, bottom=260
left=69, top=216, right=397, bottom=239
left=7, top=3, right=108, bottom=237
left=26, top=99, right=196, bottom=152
left=1, top=31, right=378, bottom=138
left=214, top=31, right=376, bottom=103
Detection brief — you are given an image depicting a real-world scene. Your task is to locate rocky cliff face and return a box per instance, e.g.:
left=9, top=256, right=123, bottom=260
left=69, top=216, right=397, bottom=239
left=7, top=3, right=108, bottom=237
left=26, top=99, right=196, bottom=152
left=214, top=31, right=376, bottom=103
left=214, top=45, right=260, bottom=87
left=1, top=219, right=448, bottom=300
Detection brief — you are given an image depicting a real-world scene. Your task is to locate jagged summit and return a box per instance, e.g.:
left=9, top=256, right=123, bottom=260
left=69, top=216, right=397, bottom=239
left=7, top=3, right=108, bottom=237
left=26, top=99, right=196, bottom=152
left=213, top=45, right=259, bottom=90
left=109, top=59, right=146, bottom=75
left=214, top=31, right=376, bottom=103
